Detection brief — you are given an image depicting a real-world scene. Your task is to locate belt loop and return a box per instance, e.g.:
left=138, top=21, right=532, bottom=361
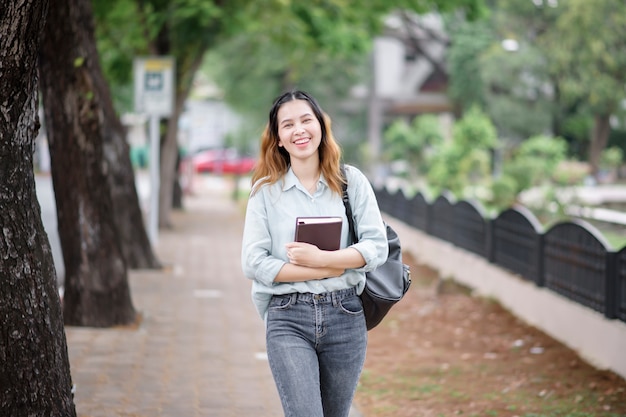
left=290, top=293, right=298, bottom=304
left=331, top=291, right=338, bottom=307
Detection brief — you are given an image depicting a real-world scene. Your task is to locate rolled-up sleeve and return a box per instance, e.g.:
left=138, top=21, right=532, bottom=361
left=241, top=191, right=284, bottom=287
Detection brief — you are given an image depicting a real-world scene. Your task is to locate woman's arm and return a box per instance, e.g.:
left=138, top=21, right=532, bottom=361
left=342, top=165, right=389, bottom=271
left=274, top=259, right=346, bottom=282
left=276, top=237, right=366, bottom=282
left=242, top=186, right=346, bottom=285
left=284, top=242, right=365, bottom=270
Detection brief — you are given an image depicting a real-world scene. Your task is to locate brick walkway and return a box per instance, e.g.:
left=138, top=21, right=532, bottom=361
left=65, top=177, right=362, bottom=417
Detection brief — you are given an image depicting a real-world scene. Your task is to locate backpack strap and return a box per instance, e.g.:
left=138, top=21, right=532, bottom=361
left=340, top=164, right=358, bottom=244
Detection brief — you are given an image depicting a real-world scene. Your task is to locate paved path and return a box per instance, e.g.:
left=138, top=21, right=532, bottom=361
left=64, top=177, right=362, bottom=417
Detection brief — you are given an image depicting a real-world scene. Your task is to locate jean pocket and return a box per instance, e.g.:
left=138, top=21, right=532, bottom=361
left=269, top=294, right=294, bottom=311
left=338, top=295, right=363, bottom=316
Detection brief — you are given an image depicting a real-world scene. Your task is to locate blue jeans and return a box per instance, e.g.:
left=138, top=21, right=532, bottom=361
left=266, top=287, right=367, bottom=417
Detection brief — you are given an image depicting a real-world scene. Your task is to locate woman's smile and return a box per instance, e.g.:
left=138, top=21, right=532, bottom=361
left=277, top=99, right=322, bottom=161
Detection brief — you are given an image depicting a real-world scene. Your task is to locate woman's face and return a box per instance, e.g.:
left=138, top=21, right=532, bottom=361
left=276, top=99, right=322, bottom=163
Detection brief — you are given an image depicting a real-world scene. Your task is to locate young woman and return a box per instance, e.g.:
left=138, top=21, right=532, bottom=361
left=241, top=90, right=388, bottom=417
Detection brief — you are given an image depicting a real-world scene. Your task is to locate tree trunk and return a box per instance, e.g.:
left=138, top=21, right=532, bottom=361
left=136, top=0, right=215, bottom=228
left=39, top=0, right=136, bottom=327
left=86, top=33, right=160, bottom=268
left=103, top=116, right=162, bottom=269
left=158, top=53, right=206, bottom=227
left=0, top=1, right=77, bottom=415
left=159, top=97, right=185, bottom=228
left=92, top=54, right=161, bottom=269
left=589, top=113, right=611, bottom=178
left=51, top=0, right=161, bottom=270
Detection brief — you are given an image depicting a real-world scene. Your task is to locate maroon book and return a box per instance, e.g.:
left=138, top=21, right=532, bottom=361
left=294, top=216, right=342, bottom=251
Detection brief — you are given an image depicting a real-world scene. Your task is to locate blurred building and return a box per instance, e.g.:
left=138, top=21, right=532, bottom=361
left=368, top=12, right=454, bottom=160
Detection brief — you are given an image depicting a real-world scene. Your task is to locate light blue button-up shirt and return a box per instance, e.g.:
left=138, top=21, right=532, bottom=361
left=241, top=164, right=389, bottom=319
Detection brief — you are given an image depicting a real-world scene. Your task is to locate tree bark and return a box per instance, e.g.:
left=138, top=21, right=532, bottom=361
left=159, top=97, right=185, bottom=228
left=39, top=0, right=136, bottom=327
left=0, top=1, right=77, bottom=415
left=54, top=0, right=161, bottom=270
left=93, top=50, right=161, bottom=270
left=158, top=52, right=206, bottom=227
left=83, top=26, right=160, bottom=268
left=103, top=113, right=162, bottom=269
left=589, top=113, right=611, bottom=178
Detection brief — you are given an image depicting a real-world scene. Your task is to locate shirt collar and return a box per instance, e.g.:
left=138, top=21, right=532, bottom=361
left=282, top=166, right=328, bottom=191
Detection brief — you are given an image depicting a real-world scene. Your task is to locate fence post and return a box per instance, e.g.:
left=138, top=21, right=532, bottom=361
left=536, top=232, right=545, bottom=287
left=487, top=219, right=495, bottom=263
left=605, top=251, right=618, bottom=319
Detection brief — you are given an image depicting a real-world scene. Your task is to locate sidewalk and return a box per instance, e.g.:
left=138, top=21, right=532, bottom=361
left=64, top=176, right=362, bottom=417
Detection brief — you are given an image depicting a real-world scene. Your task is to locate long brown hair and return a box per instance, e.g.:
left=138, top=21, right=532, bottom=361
left=251, top=90, right=344, bottom=195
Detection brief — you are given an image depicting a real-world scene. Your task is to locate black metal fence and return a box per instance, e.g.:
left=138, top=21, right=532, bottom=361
left=375, top=187, right=626, bottom=324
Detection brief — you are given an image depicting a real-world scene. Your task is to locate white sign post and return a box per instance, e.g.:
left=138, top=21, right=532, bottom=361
left=133, top=56, right=175, bottom=245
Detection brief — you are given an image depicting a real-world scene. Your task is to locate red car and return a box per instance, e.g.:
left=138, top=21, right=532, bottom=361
left=183, top=148, right=256, bottom=175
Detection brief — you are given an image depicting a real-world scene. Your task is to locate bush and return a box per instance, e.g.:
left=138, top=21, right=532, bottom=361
left=489, top=175, right=519, bottom=210
left=503, top=135, right=568, bottom=190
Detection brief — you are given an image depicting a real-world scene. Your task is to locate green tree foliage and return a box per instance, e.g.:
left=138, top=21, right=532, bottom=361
left=502, top=134, right=567, bottom=191
left=452, top=105, right=497, bottom=148
left=427, top=106, right=496, bottom=196
left=446, top=19, right=492, bottom=111
left=600, top=146, right=624, bottom=173
left=201, top=35, right=372, bottom=164
left=93, top=1, right=146, bottom=111
left=199, top=0, right=486, bottom=160
left=383, top=115, right=445, bottom=179
left=383, top=120, right=414, bottom=160
left=448, top=0, right=626, bottom=176
left=488, top=134, right=568, bottom=210
left=94, top=0, right=231, bottom=111
left=480, top=44, right=553, bottom=141
left=494, top=0, right=589, bottom=152
left=95, top=0, right=486, bottom=112
left=201, top=33, right=369, bottom=130
left=489, top=174, right=518, bottom=211
left=92, top=0, right=487, bottom=224
left=543, top=0, right=626, bottom=175
left=427, top=143, right=465, bottom=195
left=447, top=3, right=558, bottom=142
left=94, top=0, right=254, bottom=226
left=546, top=0, right=626, bottom=115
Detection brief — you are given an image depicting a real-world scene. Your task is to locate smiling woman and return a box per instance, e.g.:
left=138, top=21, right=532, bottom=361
left=240, top=90, right=389, bottom=417
left=276, top=100, right=323, bottom=166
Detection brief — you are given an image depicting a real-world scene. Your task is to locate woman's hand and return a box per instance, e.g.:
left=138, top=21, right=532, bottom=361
left=285, top=242, right=326, bottom=268
left=276, top=241, right=365, bottom=283
left=286, top=241, right=366, bottom=271
left=275, top=243, right=345, bottom=282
